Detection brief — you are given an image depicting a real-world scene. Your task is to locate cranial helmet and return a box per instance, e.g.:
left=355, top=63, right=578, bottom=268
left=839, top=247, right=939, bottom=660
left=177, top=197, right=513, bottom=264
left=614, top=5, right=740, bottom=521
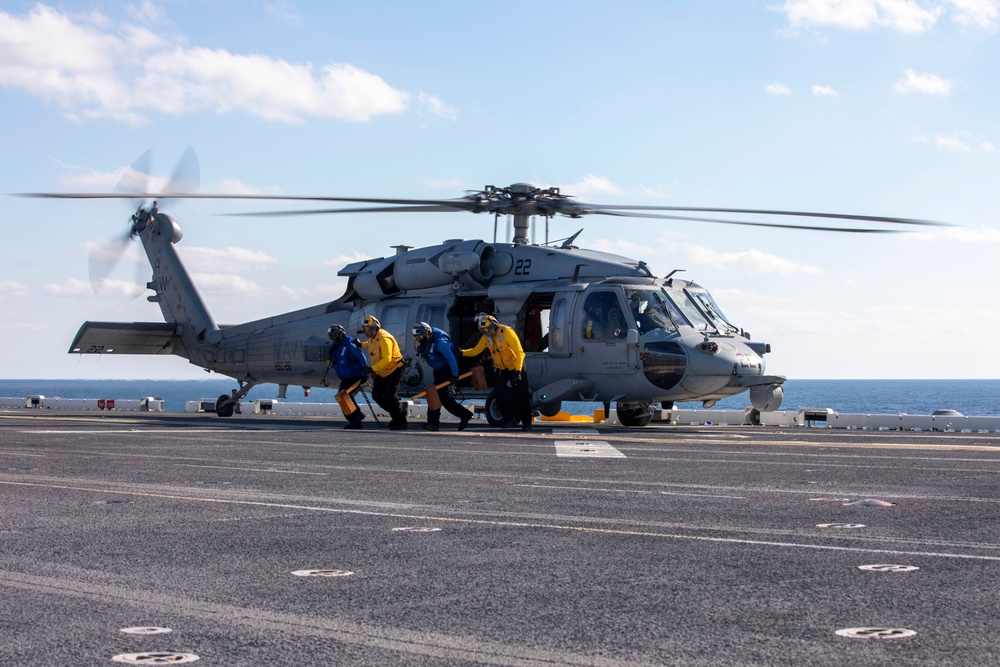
left=412, top=322, right=433, bottom=340
left=362, top=315, right=381, bottom=331
left=476, top=313, right=499, bottom=331
left=327, top=324, right=346, bottom=343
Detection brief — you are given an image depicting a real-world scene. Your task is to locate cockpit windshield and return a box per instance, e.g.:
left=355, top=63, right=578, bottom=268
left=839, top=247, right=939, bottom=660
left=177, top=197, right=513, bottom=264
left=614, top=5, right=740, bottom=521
left=663, top=288, right=714, bottom=331
left=624, top=289, right=679, bottom=334
left=687, top=288, right=739, bottom=334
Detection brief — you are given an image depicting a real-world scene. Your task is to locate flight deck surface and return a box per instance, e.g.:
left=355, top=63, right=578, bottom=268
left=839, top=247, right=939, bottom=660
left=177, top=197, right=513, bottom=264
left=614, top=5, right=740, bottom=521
left=2, top=411, right=999, bottom=666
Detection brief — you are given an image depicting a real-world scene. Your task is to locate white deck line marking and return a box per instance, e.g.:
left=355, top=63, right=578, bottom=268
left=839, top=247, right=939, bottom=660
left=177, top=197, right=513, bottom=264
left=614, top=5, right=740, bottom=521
left=554, top=440, right=626, bottom=458
left=556, top=429, right=601, bottom=437
left=4, top=480, right=1000, bottom=561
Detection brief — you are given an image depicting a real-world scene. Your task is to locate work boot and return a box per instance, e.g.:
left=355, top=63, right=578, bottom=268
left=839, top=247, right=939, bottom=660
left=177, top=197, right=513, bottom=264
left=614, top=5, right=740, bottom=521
left=458, top=415, right=471, bottom=431
left=389, top=419, right=408, bottom=431
left=344, top=422, right=362, bottom=430
left=421, top=423, right=439, bottom=431
left=521, top=422, right=532, bottom=431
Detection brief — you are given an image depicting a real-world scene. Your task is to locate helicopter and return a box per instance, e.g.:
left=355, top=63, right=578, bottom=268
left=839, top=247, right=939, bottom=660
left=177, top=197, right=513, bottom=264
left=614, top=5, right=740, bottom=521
left=24, top=150, right=944, bottom=426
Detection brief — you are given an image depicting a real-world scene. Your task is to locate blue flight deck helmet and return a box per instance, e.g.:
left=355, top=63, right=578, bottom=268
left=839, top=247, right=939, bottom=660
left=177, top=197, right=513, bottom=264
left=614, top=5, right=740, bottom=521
left=412, top=322, right=433, bottom=341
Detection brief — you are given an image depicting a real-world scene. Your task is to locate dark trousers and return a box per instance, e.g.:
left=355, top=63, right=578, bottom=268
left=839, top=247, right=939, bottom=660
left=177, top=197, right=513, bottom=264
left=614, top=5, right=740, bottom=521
left=427, top=368, right=474, bottom=425
left=372, top=367, right=406, bottom=424
left=495, top=368, right=532, bottom=427
left=339, top=376, right=366, bottom=424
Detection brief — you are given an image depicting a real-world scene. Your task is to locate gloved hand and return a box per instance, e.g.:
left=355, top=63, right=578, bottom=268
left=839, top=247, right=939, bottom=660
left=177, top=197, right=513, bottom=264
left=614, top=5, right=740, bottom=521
left=363, top=366, right=373, bottom=376
left=448, top=376, right=460, bottom=386
left=510, top=371, right=522, bottom=383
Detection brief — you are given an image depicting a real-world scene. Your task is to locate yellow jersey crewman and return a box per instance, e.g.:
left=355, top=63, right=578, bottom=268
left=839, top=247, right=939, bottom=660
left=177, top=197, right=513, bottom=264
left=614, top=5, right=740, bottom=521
left=461, top=313, right=532, bottom=430
left=360, top=315, right=407, bottom=430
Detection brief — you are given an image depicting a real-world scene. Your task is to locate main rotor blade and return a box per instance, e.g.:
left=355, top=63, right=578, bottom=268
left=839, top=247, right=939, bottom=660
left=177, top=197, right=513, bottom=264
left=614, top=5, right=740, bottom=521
left=594, top=210, right=902, bottom=233
left=225, top=204, right=467, bottom=217
left=587, top=204, right=945, bottom=228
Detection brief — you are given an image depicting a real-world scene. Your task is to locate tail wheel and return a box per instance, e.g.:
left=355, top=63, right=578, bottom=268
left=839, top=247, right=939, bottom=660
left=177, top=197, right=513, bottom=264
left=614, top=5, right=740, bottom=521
left=616, top=402, right=653, bottom=427
left=216, top=394, right=235, bottom=418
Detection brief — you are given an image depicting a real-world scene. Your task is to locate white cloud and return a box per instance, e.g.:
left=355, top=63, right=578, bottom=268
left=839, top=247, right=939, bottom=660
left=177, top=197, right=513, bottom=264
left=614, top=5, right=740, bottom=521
left=0, top=4, right=420, bottom=125
left=557, top=175, right=624, bottom=199
left=936, top=132, right=972, bottom=152
left=43, top=277, right=97, bottom=297
left=948, top=0, right=1000, bottom=30
left=779, top=0, right=1000, bottom=32
left=909, top=224, right=1000, bottom=242
left=262, top=1, right=304, bottom=26
left=683, top=244, right=825, bottom=275
left=125, top=0, right=165, bottom=24
left=183, top=246, right=279, bottom=272
left=892, top=68, right=953, bottom=95
left=765, top=82, right=793, bottom=95
left=191, top=272, right=262, bottom=297
left=0, top=280, right=30, bottom=302
left=779, top=0, right=942, bottom=34
left=812, top=84, right=838, bottom=96
left=912, top=129, right=993, bottom=153
left=418, top=92, right=458, bottom=122
left=326, top=251, right=378, bottom=268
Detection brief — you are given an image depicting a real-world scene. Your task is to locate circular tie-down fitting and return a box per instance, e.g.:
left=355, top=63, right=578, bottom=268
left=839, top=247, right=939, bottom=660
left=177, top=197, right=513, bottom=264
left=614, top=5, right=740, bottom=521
left=835, top=627, right=917, bottom=640
left=120, top=627, right=173, bottom=635
left=112, top=652, right=200, bottom=664
left=858, top=564, right=920, bottom=573
left=291, top=569, right=355, bottom=577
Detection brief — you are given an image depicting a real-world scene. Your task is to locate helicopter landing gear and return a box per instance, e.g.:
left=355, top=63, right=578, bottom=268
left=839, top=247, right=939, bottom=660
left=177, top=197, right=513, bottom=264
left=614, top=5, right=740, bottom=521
left=484, top=390, right=505, bottom=427
left=616, top=402, right=654, bottom=427
left=215, top=394, right=236, bottom=417
left=214, top=381, right=258, bottom=418
left=538, top=400, right=562, bottom=417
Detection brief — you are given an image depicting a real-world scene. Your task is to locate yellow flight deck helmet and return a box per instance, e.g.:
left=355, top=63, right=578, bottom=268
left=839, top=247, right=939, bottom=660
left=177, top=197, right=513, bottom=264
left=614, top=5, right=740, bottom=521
left=362, top=315, right=381, bottom=332
left=476, top=313, right=500, bottom=331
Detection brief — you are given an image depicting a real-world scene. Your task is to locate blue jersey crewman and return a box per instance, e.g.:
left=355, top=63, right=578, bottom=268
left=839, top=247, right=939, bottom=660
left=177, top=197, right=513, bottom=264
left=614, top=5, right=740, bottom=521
left=327, top=324, right=370, bottom=429
left=413, top=322, right=474, bottom=431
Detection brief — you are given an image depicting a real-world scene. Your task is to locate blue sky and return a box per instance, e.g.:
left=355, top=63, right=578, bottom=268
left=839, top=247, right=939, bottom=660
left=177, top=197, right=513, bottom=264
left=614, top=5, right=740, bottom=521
left=2, top=0, right=999, bottom=380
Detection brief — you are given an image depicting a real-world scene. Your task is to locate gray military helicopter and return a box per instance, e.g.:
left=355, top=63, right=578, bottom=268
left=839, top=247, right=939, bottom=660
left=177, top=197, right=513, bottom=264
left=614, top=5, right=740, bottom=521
left=26, top=149, right=942, bottom=426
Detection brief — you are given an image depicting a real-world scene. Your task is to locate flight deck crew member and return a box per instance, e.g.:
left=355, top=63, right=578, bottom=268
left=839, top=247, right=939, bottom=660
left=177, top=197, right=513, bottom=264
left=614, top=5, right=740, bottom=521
left=413, top=322, right=474, bottom=431
left=327, top=324, right=369, bottom=430
left=461, top=313, right=532, bottom=430
left=360, top=315, right=408, bottom=430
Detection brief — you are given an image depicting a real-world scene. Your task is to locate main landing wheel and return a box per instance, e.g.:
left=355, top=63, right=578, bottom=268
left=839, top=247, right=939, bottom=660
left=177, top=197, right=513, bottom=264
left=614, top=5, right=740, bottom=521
left=216, top=394, right=236, bottom=418
left=483, top=390, right=506, bottom=427
left=616, top=402, right=653, bottom=427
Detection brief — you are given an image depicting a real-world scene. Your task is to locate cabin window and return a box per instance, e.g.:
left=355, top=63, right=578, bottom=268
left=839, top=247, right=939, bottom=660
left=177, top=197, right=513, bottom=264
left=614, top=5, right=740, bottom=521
left=416, top=303, right=447, bottom=330
left=549, top=298, right=567, bottom=352
left=379, top=304, right=410, bottom=342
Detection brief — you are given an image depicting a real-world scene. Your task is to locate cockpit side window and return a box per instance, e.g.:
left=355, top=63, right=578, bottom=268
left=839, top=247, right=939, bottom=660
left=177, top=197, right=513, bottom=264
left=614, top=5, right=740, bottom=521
left=625, top=289, right=678, bottom=334
left=582, top=291, right=627, bottom=341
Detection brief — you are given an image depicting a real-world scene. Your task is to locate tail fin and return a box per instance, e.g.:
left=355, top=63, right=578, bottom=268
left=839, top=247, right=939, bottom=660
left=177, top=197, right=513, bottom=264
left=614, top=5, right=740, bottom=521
left=140, top=211, right=219, bottom=362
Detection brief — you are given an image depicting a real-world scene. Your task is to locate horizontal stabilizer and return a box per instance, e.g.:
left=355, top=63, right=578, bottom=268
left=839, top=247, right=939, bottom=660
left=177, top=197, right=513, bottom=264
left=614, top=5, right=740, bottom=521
left=69, top=321, right=179, bottom=355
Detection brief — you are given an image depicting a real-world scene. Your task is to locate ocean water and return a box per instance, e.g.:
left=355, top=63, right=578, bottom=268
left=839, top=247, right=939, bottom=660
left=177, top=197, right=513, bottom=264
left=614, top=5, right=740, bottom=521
left=1, top=378, right=998, bottom=416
